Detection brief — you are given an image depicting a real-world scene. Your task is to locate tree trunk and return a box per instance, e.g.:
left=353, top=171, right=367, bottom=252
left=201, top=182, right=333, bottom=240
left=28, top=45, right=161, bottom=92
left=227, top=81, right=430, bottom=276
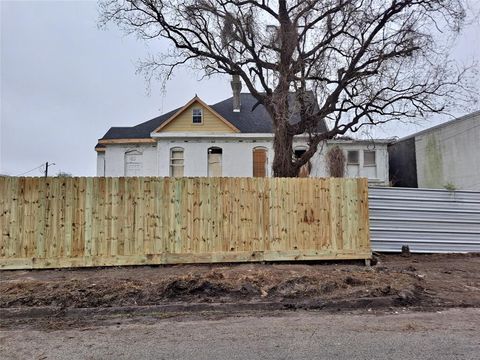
left=272, top=122, right=297, bottom=177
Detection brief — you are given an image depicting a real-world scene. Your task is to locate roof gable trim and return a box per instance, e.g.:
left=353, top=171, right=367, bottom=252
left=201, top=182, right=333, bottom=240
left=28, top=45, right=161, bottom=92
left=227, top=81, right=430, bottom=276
left=98, top=138, right=156, bottom=144
left=152, top=96, right=240, bottom=133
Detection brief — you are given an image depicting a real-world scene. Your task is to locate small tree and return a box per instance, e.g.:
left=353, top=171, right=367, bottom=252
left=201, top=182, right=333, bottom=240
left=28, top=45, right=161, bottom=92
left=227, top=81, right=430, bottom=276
left=100, top=0, right=476, bottom=177
left=326, top=146, right=346, bottom=178
left=56, top=171, right=72, bottom=177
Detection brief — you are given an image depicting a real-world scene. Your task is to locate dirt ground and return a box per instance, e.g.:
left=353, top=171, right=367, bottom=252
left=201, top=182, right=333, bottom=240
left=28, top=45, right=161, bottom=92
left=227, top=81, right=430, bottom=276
left=1, top=253, right=479, bottom=314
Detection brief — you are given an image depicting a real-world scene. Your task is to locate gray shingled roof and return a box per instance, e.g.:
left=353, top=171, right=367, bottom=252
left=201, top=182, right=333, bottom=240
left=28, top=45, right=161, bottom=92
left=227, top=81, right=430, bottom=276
left=97, top=93, right=328, bottom=143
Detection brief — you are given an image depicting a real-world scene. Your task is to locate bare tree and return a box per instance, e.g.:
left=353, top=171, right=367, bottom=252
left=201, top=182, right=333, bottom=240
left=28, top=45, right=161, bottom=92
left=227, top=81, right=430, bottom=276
left=99, top=0, right=476, bottom=177
left=326, top=145, right=346, bottom=177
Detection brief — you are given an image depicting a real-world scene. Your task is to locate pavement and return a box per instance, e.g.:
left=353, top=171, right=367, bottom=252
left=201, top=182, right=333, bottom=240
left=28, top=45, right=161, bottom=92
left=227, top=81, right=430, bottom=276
left=1, top=308, right=479, bottom=359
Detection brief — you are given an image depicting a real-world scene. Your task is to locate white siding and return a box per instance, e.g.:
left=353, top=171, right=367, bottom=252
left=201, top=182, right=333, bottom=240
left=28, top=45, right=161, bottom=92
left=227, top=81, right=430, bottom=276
left=103, top=144, right=158, bottom=177
left=157, top=139, right=273, bottom=177
left=309, top=141, right=389, bottom=185
left=96, top=152, right=105, bottom=176
left=98, top=137, right=389, bottom=185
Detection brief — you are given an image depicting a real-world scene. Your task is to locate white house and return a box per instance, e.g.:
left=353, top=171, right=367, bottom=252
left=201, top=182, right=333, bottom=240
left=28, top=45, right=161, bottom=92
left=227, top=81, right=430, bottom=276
left=96, top=84, right=390, bottom=184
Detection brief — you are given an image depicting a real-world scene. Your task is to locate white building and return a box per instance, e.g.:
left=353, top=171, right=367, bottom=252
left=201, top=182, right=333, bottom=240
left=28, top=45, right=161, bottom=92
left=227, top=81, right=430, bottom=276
left=389, top=110, right=480, bottom=190
left=96, top=89, right=390, bottom=185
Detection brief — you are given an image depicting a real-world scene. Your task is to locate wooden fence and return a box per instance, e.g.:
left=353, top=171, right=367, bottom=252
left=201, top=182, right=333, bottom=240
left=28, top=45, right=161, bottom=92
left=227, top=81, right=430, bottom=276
left=0, top=177, right=371, bottom=269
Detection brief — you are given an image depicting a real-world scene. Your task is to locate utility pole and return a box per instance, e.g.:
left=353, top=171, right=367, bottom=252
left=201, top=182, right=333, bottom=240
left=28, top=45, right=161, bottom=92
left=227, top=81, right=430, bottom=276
left=44, top=162, right=55, bottom=177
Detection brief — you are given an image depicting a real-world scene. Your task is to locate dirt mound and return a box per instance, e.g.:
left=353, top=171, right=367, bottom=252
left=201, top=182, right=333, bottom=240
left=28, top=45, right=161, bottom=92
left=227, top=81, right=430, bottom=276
left=1, top=254, right=479, bottom=311
left=0, top=269, right=416, bottom=309
left=164, top=279, right=230, bottom=299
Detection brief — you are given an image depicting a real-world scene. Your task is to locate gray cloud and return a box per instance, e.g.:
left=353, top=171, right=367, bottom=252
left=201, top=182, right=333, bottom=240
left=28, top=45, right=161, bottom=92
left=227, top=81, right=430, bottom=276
left=1, top=0, right=478, bottom=175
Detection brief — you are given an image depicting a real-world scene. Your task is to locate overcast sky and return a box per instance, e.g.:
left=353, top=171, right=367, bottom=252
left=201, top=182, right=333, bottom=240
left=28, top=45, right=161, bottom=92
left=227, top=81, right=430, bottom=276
left=1, top=0, right=479, bottom=176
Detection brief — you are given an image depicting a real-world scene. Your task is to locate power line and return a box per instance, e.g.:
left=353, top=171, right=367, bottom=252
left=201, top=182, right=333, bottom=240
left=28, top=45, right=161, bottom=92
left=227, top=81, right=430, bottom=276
left=16, top=164, right=45, bottom=176
left=15, top=161, right=56, bottom=177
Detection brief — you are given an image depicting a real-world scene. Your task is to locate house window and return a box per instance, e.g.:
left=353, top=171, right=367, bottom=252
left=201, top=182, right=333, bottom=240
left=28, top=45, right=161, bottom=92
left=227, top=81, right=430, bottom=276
left=125, top=150, right=143, bottom=177
left=208, top=147, right=222, bottom=176
left=192, top=108, right=203, bottom=124
left=347, top=150, right=359, bottom=165
left=294, top=146, right=311, bottom=177
left=364, top=150, right=376, bottom=166
left=253, top=147, right=268, bottom=177
left=170, top=147, right=184, bottom=177
left=294, top=146, right=307, bottom=159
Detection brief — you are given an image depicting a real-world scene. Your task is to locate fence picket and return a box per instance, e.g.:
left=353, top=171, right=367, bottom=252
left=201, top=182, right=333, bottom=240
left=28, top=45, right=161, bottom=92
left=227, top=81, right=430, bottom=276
left=0, top=177, right=371, bottom=269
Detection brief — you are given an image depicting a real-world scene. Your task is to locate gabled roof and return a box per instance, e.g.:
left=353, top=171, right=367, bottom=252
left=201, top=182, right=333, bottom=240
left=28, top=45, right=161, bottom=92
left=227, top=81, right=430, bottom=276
left=153, top=96, right=240, bottom=133
left=211, top=92, right=327, bottom=133
left=96, top=93, right=328, bottom=148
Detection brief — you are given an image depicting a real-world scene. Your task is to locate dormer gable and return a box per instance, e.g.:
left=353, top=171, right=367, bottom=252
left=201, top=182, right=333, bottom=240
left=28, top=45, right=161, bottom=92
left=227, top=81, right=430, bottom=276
left=153, top=96, right=240, bottom=133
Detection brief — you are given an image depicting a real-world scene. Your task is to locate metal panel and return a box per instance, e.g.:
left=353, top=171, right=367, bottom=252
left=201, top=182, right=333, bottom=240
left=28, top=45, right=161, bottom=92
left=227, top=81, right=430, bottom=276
left=369, top=187, right=480, bottom=253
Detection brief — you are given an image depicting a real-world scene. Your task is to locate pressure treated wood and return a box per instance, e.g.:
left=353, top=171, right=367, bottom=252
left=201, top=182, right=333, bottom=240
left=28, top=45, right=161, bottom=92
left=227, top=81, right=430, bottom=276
left=0, top=177, right=371, bottom=269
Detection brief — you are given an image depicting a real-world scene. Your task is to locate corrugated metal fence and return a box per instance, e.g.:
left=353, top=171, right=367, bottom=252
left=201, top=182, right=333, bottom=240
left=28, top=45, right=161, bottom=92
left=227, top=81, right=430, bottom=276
left=369, top=187, right=480, bottom=253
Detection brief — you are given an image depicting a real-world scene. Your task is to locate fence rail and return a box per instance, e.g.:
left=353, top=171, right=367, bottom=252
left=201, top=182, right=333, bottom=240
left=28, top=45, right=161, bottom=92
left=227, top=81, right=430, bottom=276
left=369, top=187, right=480, bottom=253
left=0, top=177, right=371, bottom=269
